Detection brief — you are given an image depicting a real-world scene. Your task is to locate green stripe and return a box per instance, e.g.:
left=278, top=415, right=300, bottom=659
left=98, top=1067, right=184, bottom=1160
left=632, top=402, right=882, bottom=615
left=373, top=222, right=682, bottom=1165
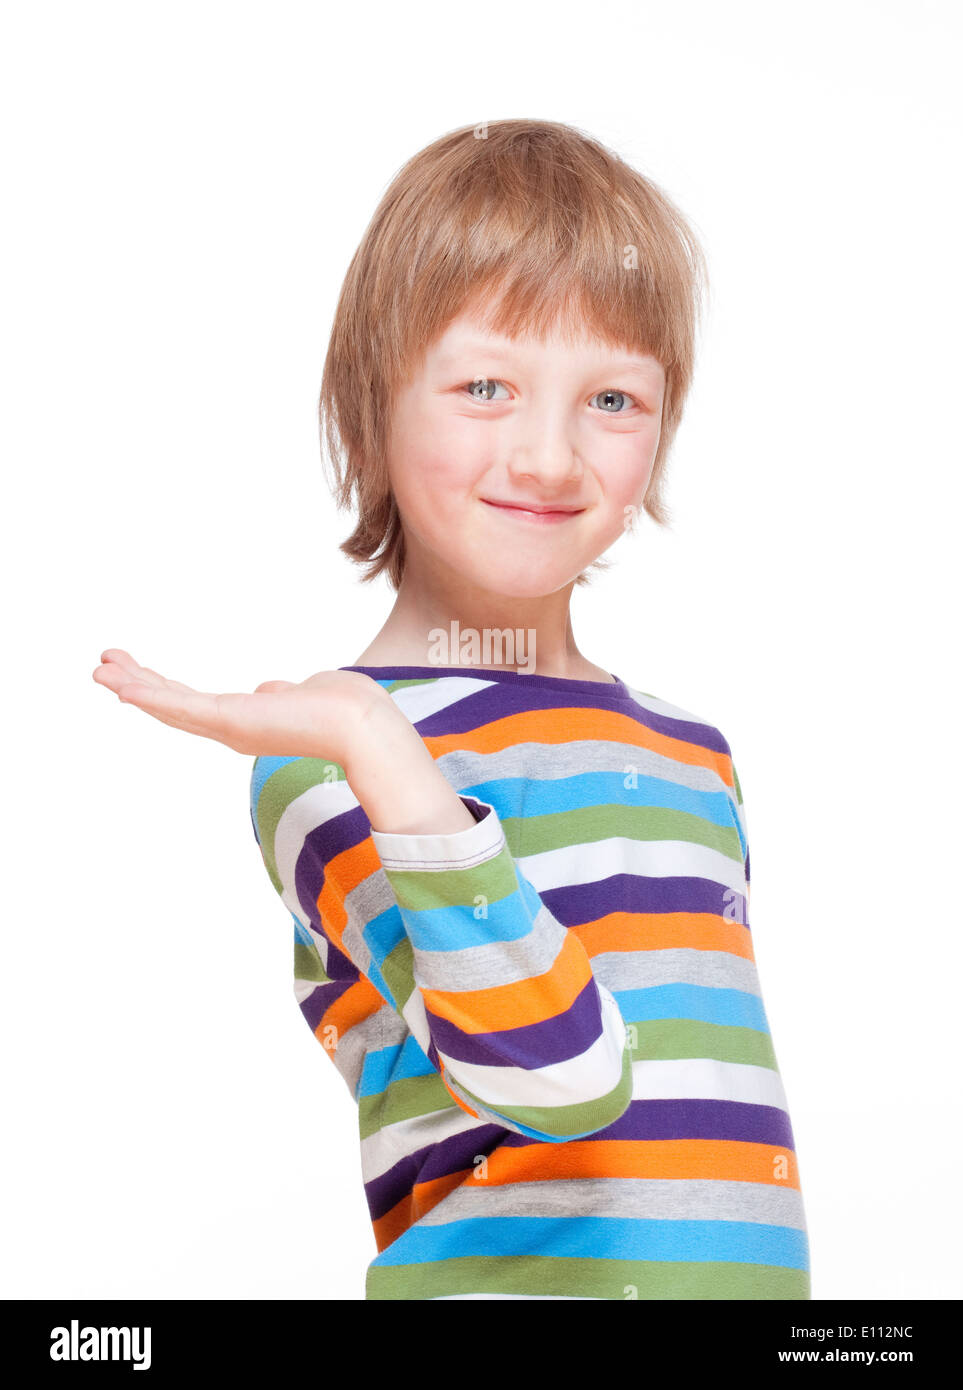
left=378, top=678, right=447, bottom=694
left=359, top=1070, right=455, bottom=1141
left=252, top=757, right=349, bottom=894
left=383, top=844, right=517, bottom=911
left=294, top=937, right=329, bottom=985
left=626, top=1018, right=779, bottom=1069
left=366, top=1254, right=810, bottom=1300
left=501, top=803, right=744, bottom=863
left=379, top=935, right=417, bottom=1015
left=732, top=763, right=744, bottom=806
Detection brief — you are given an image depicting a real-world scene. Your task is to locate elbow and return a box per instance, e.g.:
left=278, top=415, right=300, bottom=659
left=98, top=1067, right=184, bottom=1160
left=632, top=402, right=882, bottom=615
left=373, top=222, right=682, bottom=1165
left=536, top=1043, right=635, bottom=1142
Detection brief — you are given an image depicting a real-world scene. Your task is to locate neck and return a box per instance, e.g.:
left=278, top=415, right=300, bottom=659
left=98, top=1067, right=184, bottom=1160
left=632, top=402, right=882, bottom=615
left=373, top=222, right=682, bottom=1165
left=351, top=556, right=611, bottom=682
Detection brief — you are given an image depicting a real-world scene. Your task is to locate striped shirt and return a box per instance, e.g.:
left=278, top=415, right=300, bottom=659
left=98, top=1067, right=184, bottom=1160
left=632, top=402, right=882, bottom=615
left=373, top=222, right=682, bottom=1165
left=249, top=664, right=811, bottom=1300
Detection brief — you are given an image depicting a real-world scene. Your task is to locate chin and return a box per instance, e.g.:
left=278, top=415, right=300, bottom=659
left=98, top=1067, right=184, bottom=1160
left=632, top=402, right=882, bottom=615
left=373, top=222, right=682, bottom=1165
left=463, top=560, right=587, bottom=599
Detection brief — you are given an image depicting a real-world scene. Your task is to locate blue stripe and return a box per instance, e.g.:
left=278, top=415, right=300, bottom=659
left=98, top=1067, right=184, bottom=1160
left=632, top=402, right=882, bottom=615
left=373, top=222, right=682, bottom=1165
left=615, top=983, right=769, bottom=1032
left=397, top=873, right=541, bottom=952
left=292, top=913, right=314, bottom=947
left=363, top=902, right=407, bottom=968
left=249, top=755, right=301, bottom=841
left=370, top=1215, right=809, bottom=1269
left=358, top=1035, right=436, bottom=1097
left=461, top=771, right=738, bottom=830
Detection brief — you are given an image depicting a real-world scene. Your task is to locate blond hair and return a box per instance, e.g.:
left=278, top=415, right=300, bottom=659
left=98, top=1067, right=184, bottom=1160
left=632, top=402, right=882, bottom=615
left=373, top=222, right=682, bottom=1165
left=319, top=118, right=709, bottom=589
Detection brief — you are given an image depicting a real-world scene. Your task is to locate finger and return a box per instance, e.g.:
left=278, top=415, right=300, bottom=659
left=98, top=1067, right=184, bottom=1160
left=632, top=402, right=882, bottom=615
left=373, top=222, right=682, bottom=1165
left=116, top=681, right=226, bottom=740
left=94, top=663, right=167, bottom=700
left=99, top=651, right=194, bottom=694
left=93, top=664, right=135, bottom=696
left=134, top=666, right=195, bottom=694
left=100, top=649, right=140, bottom=673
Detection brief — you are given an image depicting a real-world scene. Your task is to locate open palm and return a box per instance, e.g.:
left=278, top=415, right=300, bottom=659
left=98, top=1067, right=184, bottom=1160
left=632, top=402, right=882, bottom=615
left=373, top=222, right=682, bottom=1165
left=92, top=648, right=381, bottom=761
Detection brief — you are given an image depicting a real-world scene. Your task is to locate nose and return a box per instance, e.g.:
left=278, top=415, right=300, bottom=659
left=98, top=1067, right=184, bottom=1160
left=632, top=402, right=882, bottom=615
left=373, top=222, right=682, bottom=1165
left=506, top=413, right=584, bottom=488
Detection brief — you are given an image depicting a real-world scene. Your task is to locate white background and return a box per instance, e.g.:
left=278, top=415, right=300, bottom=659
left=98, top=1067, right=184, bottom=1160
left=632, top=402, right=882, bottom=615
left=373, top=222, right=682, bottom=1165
left=2, top=0, right=960, bottom=1301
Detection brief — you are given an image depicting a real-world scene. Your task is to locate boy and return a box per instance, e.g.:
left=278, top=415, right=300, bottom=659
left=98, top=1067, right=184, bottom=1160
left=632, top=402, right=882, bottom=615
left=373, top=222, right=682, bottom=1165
left=94, top=118, right=811, bottom=1299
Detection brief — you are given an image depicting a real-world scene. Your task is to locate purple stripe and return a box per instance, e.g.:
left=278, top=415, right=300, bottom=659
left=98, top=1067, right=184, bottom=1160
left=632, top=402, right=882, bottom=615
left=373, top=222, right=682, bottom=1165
left=411, top=684, right=636, bottom=736
left=342, top=663, right=632, bottom=701
left=365, top=1124, right=507, bottom=1222
left=425, top=975, right=603, bottom=1067
left=505, top=1096, right=798, bottom=1150
left=313, top=934, right=360, bottom=983
left=542, top=874, right=750, bottom=927
left=395, top=682, right=731, bottom=757
left=637, top=708, right=733, bottom=755
left=294, top=802, right=372, bottom=929
left=298, top=977, right=356, bottom=1033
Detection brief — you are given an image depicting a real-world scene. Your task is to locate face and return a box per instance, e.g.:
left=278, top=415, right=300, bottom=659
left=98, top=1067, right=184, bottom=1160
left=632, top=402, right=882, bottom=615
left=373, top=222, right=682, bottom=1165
left=385, top=305, right=666, bottom=598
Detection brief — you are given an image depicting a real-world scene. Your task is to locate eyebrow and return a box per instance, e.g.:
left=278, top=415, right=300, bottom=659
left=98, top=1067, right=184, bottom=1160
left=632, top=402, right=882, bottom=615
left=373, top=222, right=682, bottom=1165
left=436, top=342, right=516, bottom=365
left=437, top=342, right=661, bottom=376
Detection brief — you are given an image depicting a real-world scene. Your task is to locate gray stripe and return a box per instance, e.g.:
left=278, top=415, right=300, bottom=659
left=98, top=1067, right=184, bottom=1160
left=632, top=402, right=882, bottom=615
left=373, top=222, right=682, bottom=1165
left=411, top=902, right=569, bottom=990
left=436, top=737, right=732, bottom=799
left=592, top=947, right=764, bottom=996
left=415, top=1176, right=808, bottom=1229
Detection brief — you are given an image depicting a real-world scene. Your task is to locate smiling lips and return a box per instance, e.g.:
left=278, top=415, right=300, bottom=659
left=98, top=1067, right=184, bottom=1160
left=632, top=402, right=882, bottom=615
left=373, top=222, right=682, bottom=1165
left=481, top=498, right=585, bottom=523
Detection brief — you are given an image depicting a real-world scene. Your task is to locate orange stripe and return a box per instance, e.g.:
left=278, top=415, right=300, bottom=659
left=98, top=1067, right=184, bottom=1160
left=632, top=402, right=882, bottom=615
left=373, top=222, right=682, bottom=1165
left=373, top=1139, right=803, bottom=1248
left=315, top=976, right=384, bottom=1051
left=423, top=707, right=735, bottom=789
left=420, top=929, right=593, bottom=1031
left=570, top=911, right=756, bottom=963
left=314, top=836, right=383, bottom=953
left=484, top=1138, right=802, bottom=1187
left=407, top=1137, right=802, bottom=1197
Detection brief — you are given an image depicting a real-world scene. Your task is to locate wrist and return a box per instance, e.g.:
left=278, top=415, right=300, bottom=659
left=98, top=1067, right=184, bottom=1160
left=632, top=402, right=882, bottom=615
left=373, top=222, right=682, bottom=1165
left=340, top=690, right=476, bottom=836
left=339, top=685, right=421, bottom=779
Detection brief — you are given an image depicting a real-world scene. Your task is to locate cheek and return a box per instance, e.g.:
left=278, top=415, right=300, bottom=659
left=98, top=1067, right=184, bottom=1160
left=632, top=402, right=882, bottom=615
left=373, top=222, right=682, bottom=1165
left=599, top=437, right=658, bottom=507
left=391, top=418, right=486, bottom=515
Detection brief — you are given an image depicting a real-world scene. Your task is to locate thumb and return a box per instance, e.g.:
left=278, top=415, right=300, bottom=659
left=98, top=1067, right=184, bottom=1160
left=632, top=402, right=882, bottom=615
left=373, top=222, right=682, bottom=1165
left=254, top=679, right=298, bottom=694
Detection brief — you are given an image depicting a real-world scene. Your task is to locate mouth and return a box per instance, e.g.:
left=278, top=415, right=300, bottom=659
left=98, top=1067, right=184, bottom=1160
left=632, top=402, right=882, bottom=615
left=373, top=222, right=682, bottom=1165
left=480, top=498, right=586, bottom=522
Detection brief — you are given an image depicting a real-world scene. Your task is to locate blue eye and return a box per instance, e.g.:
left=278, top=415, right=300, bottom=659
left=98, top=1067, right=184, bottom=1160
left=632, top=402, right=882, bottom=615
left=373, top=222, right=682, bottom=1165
left=591, top=389, right=636, bottom=413
left=462, top=380, right=639, bottom=411
left=464, top=377, right=510, bottom=401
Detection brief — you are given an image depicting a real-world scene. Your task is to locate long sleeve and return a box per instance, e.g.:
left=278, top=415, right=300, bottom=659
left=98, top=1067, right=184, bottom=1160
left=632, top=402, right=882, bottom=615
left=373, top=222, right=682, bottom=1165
left=250, top=753, right=634, bottom=1143
left=369, top=790, right=635, bottom=1142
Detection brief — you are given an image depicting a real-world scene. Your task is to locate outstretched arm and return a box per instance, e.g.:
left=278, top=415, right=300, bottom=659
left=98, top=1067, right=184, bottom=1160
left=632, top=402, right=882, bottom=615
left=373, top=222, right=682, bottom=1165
left=94, top=647, right=472, bottom=829
left=97, top=648, right=633, bottom=1139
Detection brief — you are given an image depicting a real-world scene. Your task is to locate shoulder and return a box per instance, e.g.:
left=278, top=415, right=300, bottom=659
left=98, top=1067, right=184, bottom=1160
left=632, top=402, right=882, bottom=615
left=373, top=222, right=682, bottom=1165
left=621, top=682, right=739, bottom=788
left=622, top=684, right=749, bottom=857
left=249, top=754, right=352, bottom=845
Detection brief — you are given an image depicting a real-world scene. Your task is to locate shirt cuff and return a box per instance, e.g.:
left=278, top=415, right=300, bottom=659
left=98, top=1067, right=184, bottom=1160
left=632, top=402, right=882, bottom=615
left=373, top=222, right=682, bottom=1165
left=369, top=795, right=503, bottom=871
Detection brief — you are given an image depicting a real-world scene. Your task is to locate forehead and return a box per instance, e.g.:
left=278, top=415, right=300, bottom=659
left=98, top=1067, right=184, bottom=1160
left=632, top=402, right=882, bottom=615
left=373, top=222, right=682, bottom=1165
left=428, top=311, right=665, bottom=381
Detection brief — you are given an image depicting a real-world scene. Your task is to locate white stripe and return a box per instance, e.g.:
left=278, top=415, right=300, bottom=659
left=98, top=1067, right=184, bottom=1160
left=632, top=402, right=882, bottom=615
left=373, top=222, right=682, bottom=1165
left=518, top=835, right=746, bottom=895
left=293, top=977, right=317, bottom=1005
left=273, top=779, right=359, bottom=922
left=623, top=685, right=717, bottom=727
left=387, top=674, right=498, bottom=722
left=360, top=1099, right=490, bottom=1182
left=629, top=1056, right=789, bottom=1109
